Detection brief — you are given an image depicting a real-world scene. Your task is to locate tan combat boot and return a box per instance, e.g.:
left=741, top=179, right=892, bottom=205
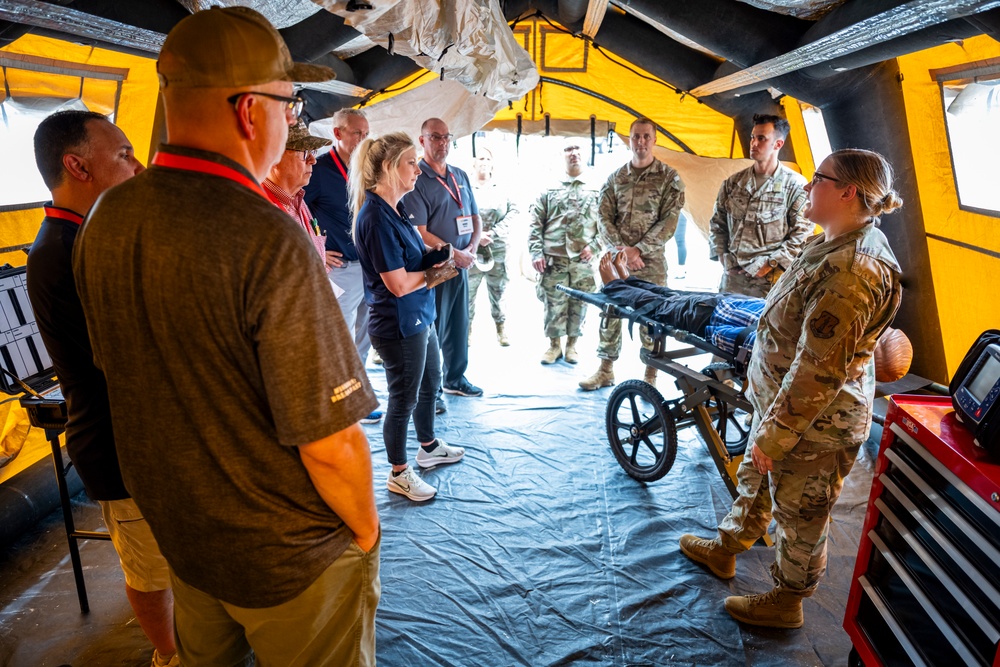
left=564, top=337, right=579, bottom=364
left=643, top=365, right=657, bottom=387
left=496, top=322, right=510, bottom=347
left=678, top=534, right=736, bottom=579
left=541, top=338, right=563, bottom=365
left=579, top=359, right=614, bottom=390
left=724, top=588, right=804, bottom=629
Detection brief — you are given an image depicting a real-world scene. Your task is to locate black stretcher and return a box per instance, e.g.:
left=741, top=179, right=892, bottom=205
left=559, top=284, right=754, bottom=501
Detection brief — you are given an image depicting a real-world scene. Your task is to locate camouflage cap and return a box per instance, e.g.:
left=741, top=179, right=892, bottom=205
left=157, top=7, right=335, bottom=89
left=286, top=121, right=332, bottom=152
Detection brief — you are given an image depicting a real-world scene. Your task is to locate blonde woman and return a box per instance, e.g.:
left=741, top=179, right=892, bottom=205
left=351, top=132, right=465, bottom=502
left=680, top=148, right=904, bottom=629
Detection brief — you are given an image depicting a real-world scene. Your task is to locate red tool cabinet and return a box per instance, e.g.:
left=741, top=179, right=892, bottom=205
left=844, top=395, right=1000, bottom=666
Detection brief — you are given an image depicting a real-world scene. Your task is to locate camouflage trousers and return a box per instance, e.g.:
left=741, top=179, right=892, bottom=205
left=596, top=262, right=665, bottom=361
left=535, top=256, right=596, bottom=338
left=719, top=270, right=774, bottom=298
left=468, top=256, right=508, bottom=324
left=717, top=413, right=861, bottom=596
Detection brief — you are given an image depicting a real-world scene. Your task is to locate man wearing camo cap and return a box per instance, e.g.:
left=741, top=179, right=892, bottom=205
left=73, top=7, right=380, bottom=665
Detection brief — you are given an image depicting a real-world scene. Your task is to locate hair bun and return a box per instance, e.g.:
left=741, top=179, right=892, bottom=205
left=879, top=189, right=903, bottom=215
left=873, top=326, right=913, bottom=382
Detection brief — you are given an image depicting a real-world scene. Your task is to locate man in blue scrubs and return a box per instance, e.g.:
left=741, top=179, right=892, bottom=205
left=403, top=118, right=483, bottom=399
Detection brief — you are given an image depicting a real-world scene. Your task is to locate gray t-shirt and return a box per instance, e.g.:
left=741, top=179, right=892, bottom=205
left=403, top=160, right=479, bottom=248
left=73, top=145, right=377, bottom=608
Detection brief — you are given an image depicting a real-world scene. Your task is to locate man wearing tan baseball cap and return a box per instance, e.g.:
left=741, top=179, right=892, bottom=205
left=73, top=7, right=381, bottom=666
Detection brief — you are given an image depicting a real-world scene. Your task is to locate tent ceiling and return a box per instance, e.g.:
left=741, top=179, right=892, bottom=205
left=0, top=0, right=997, bottom=126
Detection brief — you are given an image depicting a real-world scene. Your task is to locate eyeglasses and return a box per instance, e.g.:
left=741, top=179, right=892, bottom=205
left=289, top=149, right=318, bottom=160
left=227, top=92, right=305, bottom=122
left=423, top=133, right=454, bottom=143
left=811, top=170, right=842, bottom=185
left=341, top=129, right=369, bottom=140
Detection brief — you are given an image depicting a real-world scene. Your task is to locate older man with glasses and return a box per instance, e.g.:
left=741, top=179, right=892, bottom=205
left=263, top=121, right=331, bottom=263
left=403, top=117, right=483, bottom=409
left=72, top=7, right=381, bottom=666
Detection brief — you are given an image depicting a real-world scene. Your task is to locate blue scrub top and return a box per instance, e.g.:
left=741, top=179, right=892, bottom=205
left=355, top=190, right=436, bottom=339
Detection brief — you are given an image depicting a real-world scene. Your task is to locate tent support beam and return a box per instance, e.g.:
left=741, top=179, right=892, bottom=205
left=691, top=0, right=1000, bottom=97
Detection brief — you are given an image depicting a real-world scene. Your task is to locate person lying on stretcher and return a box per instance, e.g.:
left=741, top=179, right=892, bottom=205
left=597, top=251, right=912, bottom=383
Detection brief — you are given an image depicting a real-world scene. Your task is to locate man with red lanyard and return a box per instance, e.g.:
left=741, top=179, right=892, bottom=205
left=263, top=120, right=332, bottom=265
left=26, top=110, right=178, bottom=667
left=403, top=117, right=482, bottom=407
left=72, top=7, right=381, bottom=665
left=303, top=108, right=383, bottom=424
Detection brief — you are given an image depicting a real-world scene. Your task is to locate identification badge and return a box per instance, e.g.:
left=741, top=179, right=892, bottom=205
left=456, top=215, right=473, bottom=235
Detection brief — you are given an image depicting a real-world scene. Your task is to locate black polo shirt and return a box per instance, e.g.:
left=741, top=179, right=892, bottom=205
left=26, top=206, right=128, bottom=501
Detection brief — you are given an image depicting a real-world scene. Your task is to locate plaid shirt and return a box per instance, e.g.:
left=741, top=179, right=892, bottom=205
left=705, top=296, right=764, bottom=355
left=263, top=179, right=325, bottom=261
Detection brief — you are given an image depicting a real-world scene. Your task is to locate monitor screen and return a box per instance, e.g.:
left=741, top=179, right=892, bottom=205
left=967, top=353, right=1000, bottom=404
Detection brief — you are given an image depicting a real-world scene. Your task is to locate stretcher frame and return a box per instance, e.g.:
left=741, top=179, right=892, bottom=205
left=560, top=284, right=753, bottom=500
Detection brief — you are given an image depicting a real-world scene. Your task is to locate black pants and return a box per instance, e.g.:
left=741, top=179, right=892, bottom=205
left=370, top=327, right=441, bottom=466
left=434, top=270, right=470, bottom=388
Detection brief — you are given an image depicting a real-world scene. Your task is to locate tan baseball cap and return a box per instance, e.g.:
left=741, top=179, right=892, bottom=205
left=286, top=121, right=332, bottom=152
left=157, top=6, right=335, bottom=89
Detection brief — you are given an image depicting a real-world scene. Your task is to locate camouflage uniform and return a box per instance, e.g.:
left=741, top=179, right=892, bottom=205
left=468, top=183, right=516, bottom=325
left=709, top=164, right=811, bottom=298
left=716, top=223, right=901, bottom=596
left=529, top=175, right=601, bottom=337
left=596, top=159, right=685, bottom=361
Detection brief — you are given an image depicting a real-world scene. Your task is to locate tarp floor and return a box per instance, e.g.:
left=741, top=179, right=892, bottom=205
left=0, top=268, right=870, bottom=666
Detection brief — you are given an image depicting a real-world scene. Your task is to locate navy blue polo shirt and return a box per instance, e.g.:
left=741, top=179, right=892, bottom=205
left=355, top=190, right=436, bottom=339
left=303, top=150, right=357, bottom=260
left=402, top=161, right=478, bottom=249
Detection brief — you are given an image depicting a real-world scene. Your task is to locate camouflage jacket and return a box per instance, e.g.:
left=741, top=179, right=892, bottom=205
left=472, top=182, right=517, bottom=258
left=597, top=159, right=685, bottom=268
left=708, top=164, right=811, bottom=275
left=528, top=174, right=601, bottom=260
left=747, top=223, right=901, bottom=458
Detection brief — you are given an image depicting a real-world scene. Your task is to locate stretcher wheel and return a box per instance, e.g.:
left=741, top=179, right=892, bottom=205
left=606, top=380, right=678, bottom=482
left=701, top=365, right=751, bottom=457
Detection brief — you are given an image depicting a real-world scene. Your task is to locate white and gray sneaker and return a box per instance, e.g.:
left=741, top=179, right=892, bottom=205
left=387, top=466, right=436, bottom=501
left=415, top=439, right=466, bottom=468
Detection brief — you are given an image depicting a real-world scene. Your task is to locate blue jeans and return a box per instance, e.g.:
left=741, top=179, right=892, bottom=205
left=370, top=327, right=441, bottom=466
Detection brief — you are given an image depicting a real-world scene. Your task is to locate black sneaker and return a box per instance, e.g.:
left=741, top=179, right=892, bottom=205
left=435, top=397, right=447, bottom=414
left=442, top=379, right=483, bottom=397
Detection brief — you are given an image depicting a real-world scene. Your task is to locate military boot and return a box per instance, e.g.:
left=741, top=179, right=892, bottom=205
left=496, top=322, right=510, bottom=347
left=564, top=337, right=579, bottom=364
left=643, top=365, right=658, bottom=387
left=579, top=359, right=614, bottom=390
left=724, top=588, right=804, bottom=629
left=678, top=534, right=736, bottom=579
left=541, top=338, right=563, bottom=365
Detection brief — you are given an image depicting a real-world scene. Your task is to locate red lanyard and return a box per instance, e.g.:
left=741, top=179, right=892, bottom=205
left=329, top=149, right=348, bottom=182
left=43, top=206, right=84, bottom=225
left=151, top=152, right=268, bottom=200
left=435, top=171, right=463, bottom=209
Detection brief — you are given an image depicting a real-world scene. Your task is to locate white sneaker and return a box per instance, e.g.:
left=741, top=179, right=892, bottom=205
left=387, top=466, right=436, bottom=501
left=415, top=439, right=465, bottom=468
left=151, top=650, right=180, bottom=667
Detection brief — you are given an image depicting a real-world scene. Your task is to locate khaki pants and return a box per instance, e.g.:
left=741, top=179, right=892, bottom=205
left=172, top=537, right=381, bottom=667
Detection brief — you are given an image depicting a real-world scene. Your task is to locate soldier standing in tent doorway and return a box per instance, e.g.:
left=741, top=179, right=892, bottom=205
left=529, top=139, right=602, bottom=366
left=467, top=147, right=516, bottom=347
left=709, top=114, right=812, bottom=298
left=580, top=117, right=685, bottom=391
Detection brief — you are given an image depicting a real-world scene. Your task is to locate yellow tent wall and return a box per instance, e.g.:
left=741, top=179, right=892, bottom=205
left=898, top=35, right=1000, bottom=375
left=0, top=35, right=159, bottom=268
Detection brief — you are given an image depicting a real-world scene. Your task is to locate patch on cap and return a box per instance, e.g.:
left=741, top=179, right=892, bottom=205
left=157, top=6, right=334, bottom=89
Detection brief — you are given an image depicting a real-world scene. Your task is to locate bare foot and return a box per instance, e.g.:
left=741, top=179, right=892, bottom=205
left=613, top=250, right=631, bottom=280
left=599, top=251, right=620, bottom=285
